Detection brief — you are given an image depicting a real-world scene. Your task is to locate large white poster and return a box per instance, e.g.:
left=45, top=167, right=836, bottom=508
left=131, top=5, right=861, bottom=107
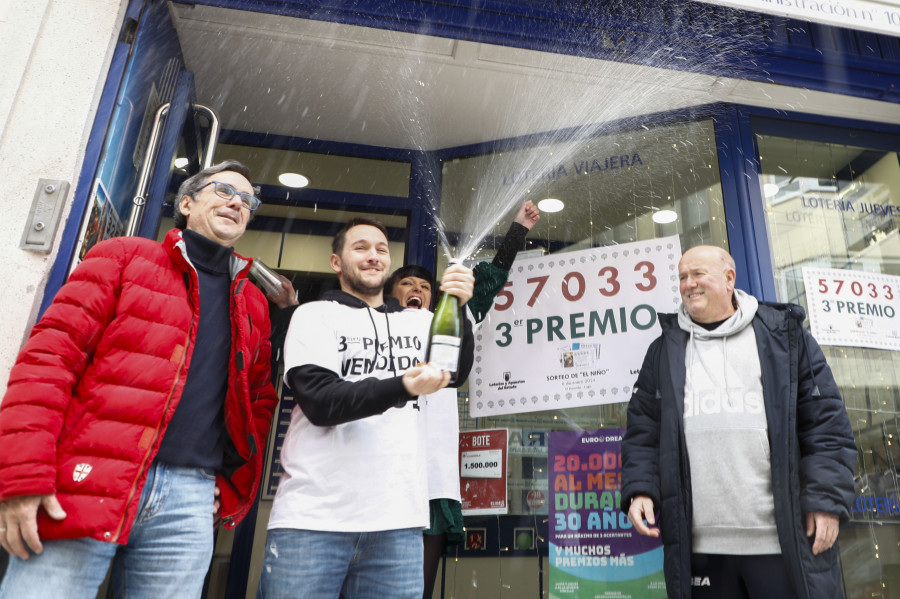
left=470, top=236, right=682, bottom=417
left=802, top=266, right=900, bottom=351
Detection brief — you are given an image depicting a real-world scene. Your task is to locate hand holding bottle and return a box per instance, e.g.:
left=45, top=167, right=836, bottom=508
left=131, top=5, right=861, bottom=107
left=425, top=261, right=473, bottom=384
left=438, top=262, right=474, bottom=306
left=402, top=363, right=451, bottom=396
left=269, top=276, right=299, bottom=308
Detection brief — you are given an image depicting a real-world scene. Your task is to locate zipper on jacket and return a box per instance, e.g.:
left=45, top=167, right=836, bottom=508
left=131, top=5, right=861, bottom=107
left=786, top=315, right=811, bottom=599
left=111, top=266, right=197, bottom=542
left=219, top=273, right=252, bottom=524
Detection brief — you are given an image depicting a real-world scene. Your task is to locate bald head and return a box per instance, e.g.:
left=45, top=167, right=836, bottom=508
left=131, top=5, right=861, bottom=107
left=678, top=245, right=737, bottom=323
left=683, top=245, right=735, bottom=271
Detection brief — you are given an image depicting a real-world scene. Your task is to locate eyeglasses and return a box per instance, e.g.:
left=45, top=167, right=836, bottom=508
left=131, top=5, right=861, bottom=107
left=200, top=180, right=262, bottom=212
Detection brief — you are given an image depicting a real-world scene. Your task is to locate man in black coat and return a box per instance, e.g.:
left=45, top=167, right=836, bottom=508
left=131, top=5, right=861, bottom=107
left=621, top=245, right=856, bottom=599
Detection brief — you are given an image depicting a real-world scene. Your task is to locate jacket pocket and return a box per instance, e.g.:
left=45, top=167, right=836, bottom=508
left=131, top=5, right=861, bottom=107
left=660, top=495, right=681, bottom=545
left=802, top=542, right=843, bottom=599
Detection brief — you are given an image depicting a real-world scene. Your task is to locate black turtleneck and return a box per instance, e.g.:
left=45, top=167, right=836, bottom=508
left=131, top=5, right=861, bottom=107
left=156, top=229, right=233, bottom=469
left=693, top=317, right=729, bottom=331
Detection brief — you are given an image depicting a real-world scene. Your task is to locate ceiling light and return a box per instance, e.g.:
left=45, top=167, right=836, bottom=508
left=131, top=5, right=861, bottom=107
left=279, top=172, right=309, bottom=188
left=763, top=183, right=779, bottom=198
left=652, top=209, right=678, bottom=224
left=173, top=157, right=189, bottom=169
left=538, top=198, right=564, bottom=213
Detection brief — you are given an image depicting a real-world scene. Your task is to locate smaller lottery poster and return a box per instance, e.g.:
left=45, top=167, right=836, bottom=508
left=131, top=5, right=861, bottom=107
left=549, top=429, right=665, bottom=599
left=802, top=266, right=900, bottom=351
left=459, top=429, right=508, bottom=515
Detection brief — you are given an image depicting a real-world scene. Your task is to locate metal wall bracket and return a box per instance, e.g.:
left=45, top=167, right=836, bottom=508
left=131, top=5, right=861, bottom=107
left=20, top=179, right=69, bottom=253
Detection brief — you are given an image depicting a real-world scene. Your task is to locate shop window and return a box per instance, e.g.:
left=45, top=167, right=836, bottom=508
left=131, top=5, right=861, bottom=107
left=757, top=131, right=900, bottom=598
left=439, top=119, right=726, bottom=269
left=435, top=118, right=727, bottom=594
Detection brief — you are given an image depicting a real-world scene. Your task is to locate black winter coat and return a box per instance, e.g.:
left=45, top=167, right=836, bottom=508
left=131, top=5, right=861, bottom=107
left=621, top=302, right=856, bottom=599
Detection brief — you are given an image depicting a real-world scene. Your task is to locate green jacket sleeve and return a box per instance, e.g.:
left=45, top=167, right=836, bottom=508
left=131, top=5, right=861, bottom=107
left=468, top=221, right=529, bottom=323
left=470, top=262, right=509, bottom=323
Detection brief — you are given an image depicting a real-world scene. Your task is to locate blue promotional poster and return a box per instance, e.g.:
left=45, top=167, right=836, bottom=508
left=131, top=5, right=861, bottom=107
left=549, top=429, right=665, bottom=598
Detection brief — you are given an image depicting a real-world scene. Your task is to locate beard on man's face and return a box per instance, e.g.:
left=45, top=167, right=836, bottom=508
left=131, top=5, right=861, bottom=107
left=343, top=268, right=387, bottom=298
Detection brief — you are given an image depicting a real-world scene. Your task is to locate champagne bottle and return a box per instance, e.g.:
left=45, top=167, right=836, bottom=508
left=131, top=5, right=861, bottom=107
left=425, top=283, right=463, bottom=384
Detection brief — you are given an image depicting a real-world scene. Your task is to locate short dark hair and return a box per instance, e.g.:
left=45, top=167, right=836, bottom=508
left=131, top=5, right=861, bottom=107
left=332, top=216, right=389, bottom=255
left=385, top=264, right=434, bottom=296
left=173, top=159, right=259, bottom=229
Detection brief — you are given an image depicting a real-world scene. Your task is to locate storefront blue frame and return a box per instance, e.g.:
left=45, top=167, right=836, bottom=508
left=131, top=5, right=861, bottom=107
left=32, top=1, right=900, bottom=595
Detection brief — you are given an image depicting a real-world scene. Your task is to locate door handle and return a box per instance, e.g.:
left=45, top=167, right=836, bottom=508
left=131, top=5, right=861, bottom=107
left=125, top=103, right=220, bottom=237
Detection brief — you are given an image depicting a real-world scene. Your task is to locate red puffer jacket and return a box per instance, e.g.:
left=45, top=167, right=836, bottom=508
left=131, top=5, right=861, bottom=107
left=0, top=229, right=278, bottom=543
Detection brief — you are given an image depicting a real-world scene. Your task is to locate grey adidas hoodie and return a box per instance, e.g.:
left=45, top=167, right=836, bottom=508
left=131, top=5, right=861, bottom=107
left=678, top=288, right=781, bottom=555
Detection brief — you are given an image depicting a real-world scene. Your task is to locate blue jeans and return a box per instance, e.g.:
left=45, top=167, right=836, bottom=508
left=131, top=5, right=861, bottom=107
left=257, top=528, right=424, bottom=599
left=0, top=462, right=215, bottom=599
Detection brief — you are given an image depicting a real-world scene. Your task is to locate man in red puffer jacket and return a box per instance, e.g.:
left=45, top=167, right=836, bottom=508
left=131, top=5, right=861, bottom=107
left=0, top=159, right=278, bottom=598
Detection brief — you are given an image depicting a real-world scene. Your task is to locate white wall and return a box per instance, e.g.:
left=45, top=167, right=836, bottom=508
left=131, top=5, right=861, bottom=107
left=0, top=0, right=127, bottom=388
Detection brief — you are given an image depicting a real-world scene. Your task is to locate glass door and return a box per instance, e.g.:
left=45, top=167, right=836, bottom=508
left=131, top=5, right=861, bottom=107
left=754, top=118, right=900, bottom=598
